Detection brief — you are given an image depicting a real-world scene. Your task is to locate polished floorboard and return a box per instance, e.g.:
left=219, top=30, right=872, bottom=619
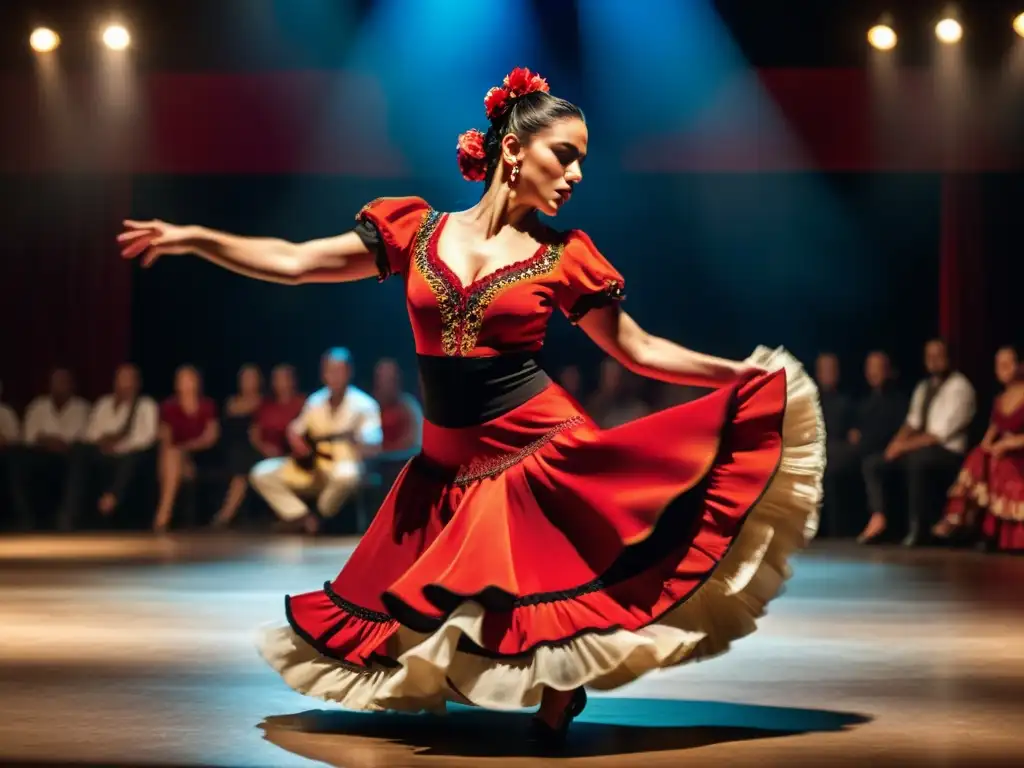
left=0, top=534, right=1021, bottom=767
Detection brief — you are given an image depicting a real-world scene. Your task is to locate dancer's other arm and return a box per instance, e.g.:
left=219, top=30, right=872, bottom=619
left=117, top=220, right=378, bottom=285
left=577, top=305, right=760, bottom=389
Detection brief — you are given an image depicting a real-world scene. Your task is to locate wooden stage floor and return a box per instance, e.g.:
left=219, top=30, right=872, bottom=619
left=0, top=534, right=1021, bottom=767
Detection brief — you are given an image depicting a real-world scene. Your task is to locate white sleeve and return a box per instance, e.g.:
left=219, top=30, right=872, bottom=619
left=0, top=407, right=19, bottom=443
left=83, top=398, right=109, bottom=444
left=120, top=399, right=159, bottom=452
left=905, top=383, right=925, bottom=430
left=67, top=401, right=90, bottom=442
left=927, top=378, right=976, bottom=442
left=23, top=400, right=44, bottom=444
left=289, top=393, right=318, bottom=436
left=357, top=397, right=383, bottom=447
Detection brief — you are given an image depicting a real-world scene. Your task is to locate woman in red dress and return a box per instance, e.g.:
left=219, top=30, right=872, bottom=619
left=933, top=346, right=1024, bottom=550
left=119, top=68, right=825, bottom=746
left=156, top=365, right=219, bottom=532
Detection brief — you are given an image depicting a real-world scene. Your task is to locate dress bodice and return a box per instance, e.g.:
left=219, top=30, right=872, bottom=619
left=357, top=197, right=625, bottom=358
left=993, top=391, right=1024, bottom=435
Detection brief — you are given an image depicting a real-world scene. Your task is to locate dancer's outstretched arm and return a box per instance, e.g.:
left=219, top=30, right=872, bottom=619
left=577, top=305, right=760, bottom=389
left=118, top=220, right=378, bottom=285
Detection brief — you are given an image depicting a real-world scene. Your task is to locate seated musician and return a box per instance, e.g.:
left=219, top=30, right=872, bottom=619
left=249, top=347, right=382, bottom=534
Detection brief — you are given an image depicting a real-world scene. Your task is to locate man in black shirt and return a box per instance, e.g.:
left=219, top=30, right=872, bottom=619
left=822, top=351, right=908, bottom=538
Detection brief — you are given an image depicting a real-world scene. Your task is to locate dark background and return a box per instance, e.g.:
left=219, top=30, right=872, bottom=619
left=0, top=0, right=1021, bottom=409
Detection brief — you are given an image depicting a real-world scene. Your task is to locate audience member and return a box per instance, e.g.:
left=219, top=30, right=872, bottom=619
left=851, top=352, right=909, bottom=459
left=56, top=364, right=158, bottom=529
left=587, top=358, right=650, bottom=428
left=250, top=364, right=305, bottom=457
left=211, top=364, right=263, bottom=528
left=250, top=348, right=382, bottom=535
left=373, top=358, right=422, bottom=461
left=860, top=339, right=976, bottom=546
left=155, top=365, right=220, bottom=532
left=824, top=351, right=908, bottom=536
left=934, top=345, right=1024, bottom=550
left=10, top=369, right=89, bottom=529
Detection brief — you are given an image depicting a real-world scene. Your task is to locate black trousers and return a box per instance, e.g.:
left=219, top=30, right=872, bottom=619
left=8, top=446, right=70, bottom=530
left=56, top=444, right=148, bottom=530
left=862, top=445, right=963, bottom=537
left=822, top=439, right=863, bottom=537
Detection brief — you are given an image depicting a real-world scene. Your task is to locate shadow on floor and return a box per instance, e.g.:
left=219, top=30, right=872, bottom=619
left=259, top=697, right=872, bottom=763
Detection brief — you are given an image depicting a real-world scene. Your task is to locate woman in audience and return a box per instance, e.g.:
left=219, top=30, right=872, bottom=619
left=933, top=345, right=1024, bottom=550
left=250, top=364, right=305, bottom=459
left=211, top=364, right=264, bottom=528
left=156, top=365, right=219, bottom=532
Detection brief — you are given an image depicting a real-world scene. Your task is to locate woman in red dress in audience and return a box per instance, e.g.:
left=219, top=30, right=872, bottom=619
left=934, top=346, right=1024, bottom=550
left=156, top=365, right=219, bottom=532
left=250, top=364, right=305, bottom=459
left=118, top=68, right=825, bottom=747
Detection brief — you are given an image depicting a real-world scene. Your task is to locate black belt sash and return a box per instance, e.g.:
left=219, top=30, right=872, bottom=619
left=417, top=353, right=551, bottom=428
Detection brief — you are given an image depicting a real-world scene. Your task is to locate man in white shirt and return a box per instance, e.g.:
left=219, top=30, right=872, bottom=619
left=250, top=348, right=382, bottom=534
left=10, top=368, right=90, bottom=529
left=860, top=339, right=976, bottom=546
left=56, top=364, right=159, bottom=530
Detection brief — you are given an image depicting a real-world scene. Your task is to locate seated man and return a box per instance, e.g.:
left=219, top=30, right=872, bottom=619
left=826, top=351, right=908, bottom=537
left=860, top=339, right=975, bottom=546
left=10, top=368, right=90, bottom=530
left=57, top=364, right=159, bottom=530
left=250, top=348, right=382, bottom=534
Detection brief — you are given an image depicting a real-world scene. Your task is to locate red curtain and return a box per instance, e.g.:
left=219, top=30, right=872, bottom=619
left=939, top=174, right=989, bottom=386
left=0, top=176, right=133, bottom=409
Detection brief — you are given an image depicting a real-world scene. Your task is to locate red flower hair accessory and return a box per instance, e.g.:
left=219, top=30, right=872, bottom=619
left=456, top=128, right=487, bottom=182
left=484, top=66, right=550, bottom=121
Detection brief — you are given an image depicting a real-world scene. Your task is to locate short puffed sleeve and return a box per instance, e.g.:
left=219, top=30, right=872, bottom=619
left=555, top=230, right=626, bottom=324
left=353, top=196, right=431, bottom=281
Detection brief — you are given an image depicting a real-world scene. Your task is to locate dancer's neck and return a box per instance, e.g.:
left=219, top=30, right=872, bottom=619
left=462, top=181, right=536, bottom=238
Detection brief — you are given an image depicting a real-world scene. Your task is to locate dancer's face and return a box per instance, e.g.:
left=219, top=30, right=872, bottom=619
left=506, top=117, right=587, bottom=217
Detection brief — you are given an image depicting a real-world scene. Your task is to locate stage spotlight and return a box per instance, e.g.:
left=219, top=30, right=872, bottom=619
left=935, top=18, right=963, bottom=44
left=30, top=27, right=60, bottom=53
left=1014, top=12, right=1024, bottom=38
left=102, top=24, right=131, bottom=50
left=868, top=25, right=897, bottom=51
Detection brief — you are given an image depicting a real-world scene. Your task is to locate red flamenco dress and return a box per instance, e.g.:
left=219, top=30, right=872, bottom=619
left=257, top=197, right=826, bottom=712
left=944, top=396, right=1024, bottom=551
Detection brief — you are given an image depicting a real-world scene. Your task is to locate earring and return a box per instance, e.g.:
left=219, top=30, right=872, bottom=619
left=508, top=161, right=521, bottom=188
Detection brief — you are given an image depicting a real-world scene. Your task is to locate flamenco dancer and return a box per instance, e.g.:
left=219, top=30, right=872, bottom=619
left=118, top=67, right=825, bottom=747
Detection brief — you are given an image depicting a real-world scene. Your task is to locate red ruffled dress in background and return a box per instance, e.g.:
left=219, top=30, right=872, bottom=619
left=944, top=395, right=1024, bottom=551
left=257, top=196, right=825, bottom=712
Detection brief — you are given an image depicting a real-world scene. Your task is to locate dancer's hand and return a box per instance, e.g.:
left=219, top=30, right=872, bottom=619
left=118, top=219, right=196, bottom=267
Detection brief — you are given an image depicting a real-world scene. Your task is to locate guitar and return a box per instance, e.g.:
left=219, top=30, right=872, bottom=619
left=280, top=429, right=359, bottom=490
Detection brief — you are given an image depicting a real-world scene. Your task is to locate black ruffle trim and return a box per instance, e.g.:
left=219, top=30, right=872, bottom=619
left=567, top=280, right=626, bottom=324
left=353, top=217, right=393, bottom=282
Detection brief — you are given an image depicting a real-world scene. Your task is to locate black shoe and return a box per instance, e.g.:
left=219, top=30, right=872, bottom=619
left=528, top=688, right=587, bottom=750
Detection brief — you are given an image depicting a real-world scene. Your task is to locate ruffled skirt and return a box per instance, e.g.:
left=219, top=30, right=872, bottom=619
left=257, top=347, right=825, bottom=712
